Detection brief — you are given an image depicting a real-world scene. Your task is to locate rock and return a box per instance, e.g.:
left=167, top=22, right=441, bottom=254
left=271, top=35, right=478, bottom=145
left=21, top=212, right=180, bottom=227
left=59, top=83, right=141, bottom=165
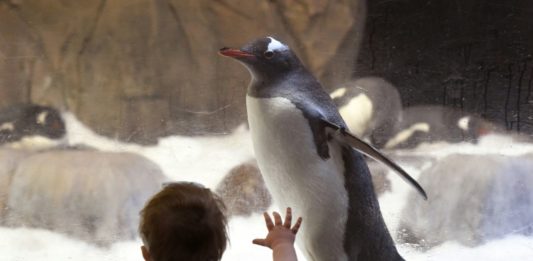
left=398, top=154, right=533, bottom=248
left=0, top=0, right=365, bottom=144
left=3, top=149, right=168, bottom=246
left=215, top=159, right=272, bottom=217
left=0, top=148, right=34, bottom=218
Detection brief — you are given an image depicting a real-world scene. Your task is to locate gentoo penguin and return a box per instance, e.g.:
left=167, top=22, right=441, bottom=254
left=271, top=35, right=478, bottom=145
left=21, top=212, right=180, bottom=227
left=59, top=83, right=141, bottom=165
left=0, top=104, right=66, bottom=149
left=220, top=37, right=426, bottom=261
left=384, top=105, right=502, bottom=149
left=330, top=77, right=402, bottom=148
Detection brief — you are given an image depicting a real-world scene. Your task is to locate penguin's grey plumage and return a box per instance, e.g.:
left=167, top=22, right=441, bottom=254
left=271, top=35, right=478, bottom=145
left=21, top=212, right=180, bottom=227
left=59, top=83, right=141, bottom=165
left=220, top=37, right=423, bottom=261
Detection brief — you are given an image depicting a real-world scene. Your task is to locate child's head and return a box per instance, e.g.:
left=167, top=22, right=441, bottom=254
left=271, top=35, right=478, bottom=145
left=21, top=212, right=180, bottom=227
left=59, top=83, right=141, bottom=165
left=139, top=182, right=228, bottom=261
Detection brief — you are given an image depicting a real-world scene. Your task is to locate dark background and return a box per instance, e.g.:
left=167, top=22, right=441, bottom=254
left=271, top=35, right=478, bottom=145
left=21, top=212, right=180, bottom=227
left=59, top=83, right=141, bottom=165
left=356, top=0, right=533, bottom=134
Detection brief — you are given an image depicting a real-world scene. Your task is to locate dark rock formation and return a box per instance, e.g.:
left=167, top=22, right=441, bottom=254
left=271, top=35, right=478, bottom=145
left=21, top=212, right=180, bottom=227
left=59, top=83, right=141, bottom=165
left=398, top=154, right=533, bottom=248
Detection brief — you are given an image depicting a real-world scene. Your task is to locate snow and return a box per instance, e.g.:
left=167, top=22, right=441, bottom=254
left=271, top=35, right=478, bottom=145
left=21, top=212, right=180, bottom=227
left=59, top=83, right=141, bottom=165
left=0, top=113, right=532, bottom=260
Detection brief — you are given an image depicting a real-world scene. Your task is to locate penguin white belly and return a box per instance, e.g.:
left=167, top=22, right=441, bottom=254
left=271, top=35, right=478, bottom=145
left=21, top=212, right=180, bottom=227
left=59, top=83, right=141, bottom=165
left=247, top=96, right=349, bottom=261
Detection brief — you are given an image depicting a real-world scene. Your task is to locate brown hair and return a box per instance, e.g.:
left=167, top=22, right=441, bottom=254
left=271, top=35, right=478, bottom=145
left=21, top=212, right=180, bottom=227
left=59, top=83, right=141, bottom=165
left=139, top=182, right=228, bottom=261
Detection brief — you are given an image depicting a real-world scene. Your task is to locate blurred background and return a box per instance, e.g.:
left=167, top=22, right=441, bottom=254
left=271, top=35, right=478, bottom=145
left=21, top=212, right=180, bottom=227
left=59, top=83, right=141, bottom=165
left=0, top=0, right=365, bottom=143
left=1, top=0, right=533, bottom=260
left=2, top=0, right=531, bottom=144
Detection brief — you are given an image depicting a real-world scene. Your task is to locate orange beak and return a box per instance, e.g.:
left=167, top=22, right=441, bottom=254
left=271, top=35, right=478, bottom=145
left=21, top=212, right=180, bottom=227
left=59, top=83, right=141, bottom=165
left=219, top=47, right=254, bottom=58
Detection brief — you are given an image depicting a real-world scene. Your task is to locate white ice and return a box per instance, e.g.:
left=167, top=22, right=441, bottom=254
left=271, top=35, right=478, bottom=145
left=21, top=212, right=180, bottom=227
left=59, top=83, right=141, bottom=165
left=0, top=113, right=532, bottom=260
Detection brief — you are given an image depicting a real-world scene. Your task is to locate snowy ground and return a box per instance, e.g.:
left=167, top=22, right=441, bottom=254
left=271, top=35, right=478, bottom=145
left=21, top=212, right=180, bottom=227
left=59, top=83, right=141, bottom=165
left=1, top=112, right=532, bottom=260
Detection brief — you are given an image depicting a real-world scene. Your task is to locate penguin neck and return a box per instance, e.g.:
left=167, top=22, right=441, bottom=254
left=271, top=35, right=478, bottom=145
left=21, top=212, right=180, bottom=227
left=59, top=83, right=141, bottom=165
left=248, top=67, right=290, bottom=83
left=247, top=66, right=311, bottom=98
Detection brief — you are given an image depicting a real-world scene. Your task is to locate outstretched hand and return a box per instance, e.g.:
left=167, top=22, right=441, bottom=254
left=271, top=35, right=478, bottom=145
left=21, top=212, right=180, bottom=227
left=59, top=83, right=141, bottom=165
left=253, top=207, right=303, bottom=250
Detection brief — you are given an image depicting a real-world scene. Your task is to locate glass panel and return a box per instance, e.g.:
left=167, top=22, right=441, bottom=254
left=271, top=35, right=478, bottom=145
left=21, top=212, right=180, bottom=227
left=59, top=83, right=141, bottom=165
left=1, top=0, right=532, bottom=260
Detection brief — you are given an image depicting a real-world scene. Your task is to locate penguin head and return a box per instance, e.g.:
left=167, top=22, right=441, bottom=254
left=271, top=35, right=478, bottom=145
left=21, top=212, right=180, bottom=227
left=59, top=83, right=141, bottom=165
left=0, top=104, right=66, bottom=145
left=25, top=105, right=66, bottom=139
left=219, top=37, right=302, bottom=81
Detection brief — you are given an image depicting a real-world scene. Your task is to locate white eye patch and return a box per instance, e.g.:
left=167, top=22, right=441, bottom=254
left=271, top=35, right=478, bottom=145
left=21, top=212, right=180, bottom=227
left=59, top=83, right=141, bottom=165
left=37, top=111, right=49, bottom=125
left=267, top=37, right=288, bottom=52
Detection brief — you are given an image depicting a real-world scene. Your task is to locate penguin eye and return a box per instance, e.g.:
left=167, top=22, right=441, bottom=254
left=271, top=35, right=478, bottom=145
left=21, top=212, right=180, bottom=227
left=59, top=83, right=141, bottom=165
left=263, top=51, right=274, bottom=59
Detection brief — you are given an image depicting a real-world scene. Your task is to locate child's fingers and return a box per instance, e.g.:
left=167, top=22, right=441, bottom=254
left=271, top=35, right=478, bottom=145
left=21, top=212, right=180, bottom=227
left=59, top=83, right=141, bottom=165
left=252, top=238, right=267, bottom=247
left=283, top=207, right=292, bottom=228
left=272, top=211, right=283, bottom=226
left=263, top=212, right=274, bottom=230
left=291, top=217, right=303, bottom=234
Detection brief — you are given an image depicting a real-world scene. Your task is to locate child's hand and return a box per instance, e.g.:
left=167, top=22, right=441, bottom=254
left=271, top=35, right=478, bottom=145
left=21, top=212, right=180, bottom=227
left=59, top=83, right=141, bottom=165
left=253, top=207, right=303, bottom=250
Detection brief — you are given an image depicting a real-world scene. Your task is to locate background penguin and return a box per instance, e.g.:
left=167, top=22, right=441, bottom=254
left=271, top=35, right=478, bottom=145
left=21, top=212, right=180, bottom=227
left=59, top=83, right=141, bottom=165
left=330, top=77, right=402, bottom=148
left=0, top=104, right=66, bottom=149
left=220, top=37, right=423, bottom=261
left=384, top=105, right=503, bottom=149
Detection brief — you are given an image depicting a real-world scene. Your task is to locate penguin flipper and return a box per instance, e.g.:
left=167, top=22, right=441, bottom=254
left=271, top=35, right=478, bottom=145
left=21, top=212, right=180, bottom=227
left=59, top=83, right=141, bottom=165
left=322, top=119, right=428, bottom=200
